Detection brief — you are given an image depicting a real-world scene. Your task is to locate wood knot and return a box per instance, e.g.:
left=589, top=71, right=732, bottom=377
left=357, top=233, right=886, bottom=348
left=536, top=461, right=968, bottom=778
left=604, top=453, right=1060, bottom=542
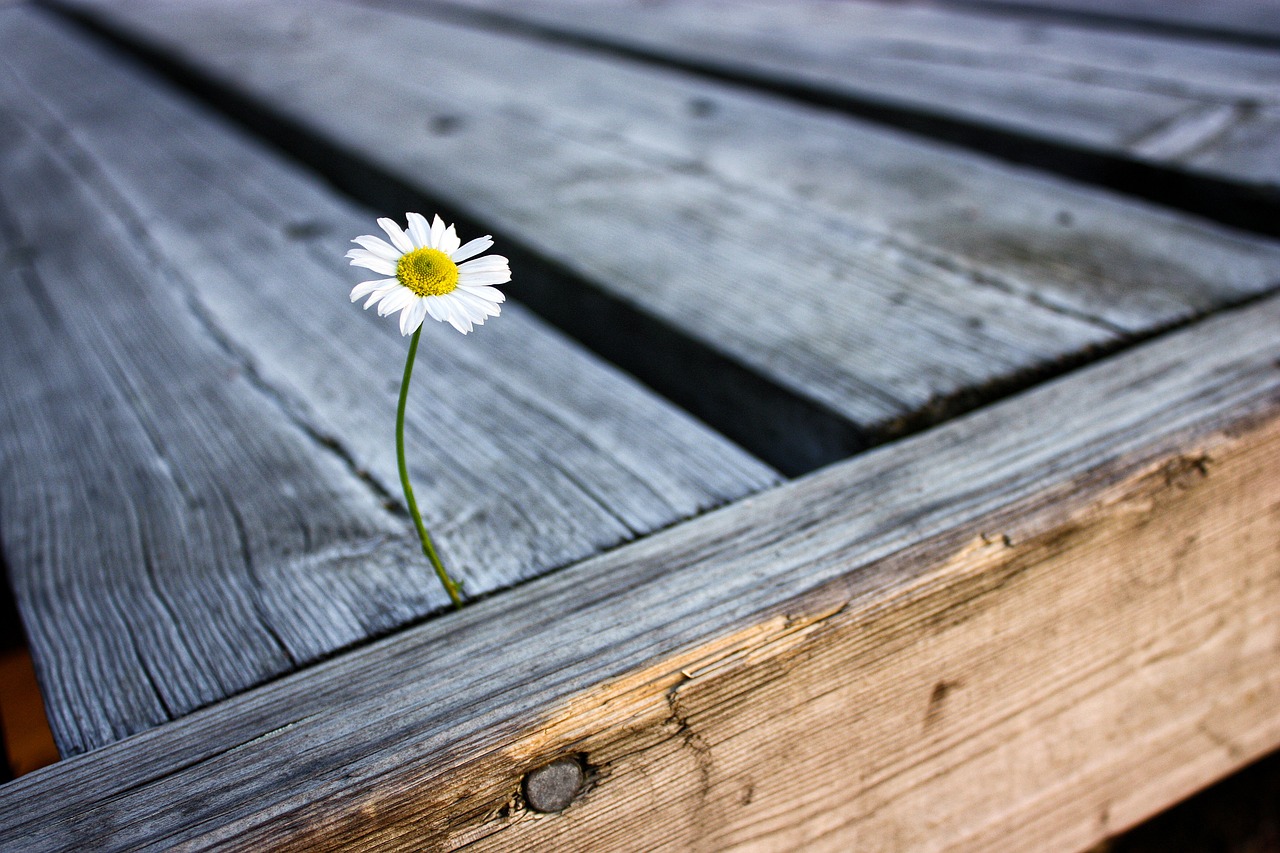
left=283, top=220, right=327, bottom=240
left=1161, top=454, right=1210, bottom=490
left=924, top=679, right=960, bottom=729
left=523, top=757, right=585, bottom=813
left=688, top=97, right=718, bottom=117
left=429, top=114, right=464, bottom=136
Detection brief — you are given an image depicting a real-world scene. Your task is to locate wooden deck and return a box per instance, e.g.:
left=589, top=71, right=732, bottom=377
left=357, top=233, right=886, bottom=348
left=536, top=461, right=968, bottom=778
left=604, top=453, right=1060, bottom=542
left=0, top=0, right=1278, bottom=849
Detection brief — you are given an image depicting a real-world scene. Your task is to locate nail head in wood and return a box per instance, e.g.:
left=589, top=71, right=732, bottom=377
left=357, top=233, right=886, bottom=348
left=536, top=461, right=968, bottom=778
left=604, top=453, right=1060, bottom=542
left=523, top=758, right=584, bottom=813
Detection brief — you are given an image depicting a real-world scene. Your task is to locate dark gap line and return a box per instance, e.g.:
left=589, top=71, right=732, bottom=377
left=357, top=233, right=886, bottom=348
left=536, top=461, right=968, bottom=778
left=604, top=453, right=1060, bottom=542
left=1104, top=745, right=1280, bottom=851
left=36, top=2, right=1280, bottom=487
left=0, top=552, right=26, bottom=654
left=928, top=0, right=1280, bottom=51
left=369, top=0, right=1280, bottom=240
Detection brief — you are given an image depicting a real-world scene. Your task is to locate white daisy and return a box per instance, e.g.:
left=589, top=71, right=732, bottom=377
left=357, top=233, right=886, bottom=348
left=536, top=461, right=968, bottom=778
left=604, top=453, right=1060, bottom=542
left=346, top=213, right=509, bottom=335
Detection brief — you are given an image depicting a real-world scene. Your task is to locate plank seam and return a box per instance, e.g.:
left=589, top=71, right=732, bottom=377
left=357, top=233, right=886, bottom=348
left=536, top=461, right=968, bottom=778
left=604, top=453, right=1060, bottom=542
left=0, top=51, right=406, bottom=523
left=223, top=496, right=302, bottom=670
left=176, top=284, right=403, bottom=515
left=1, top=291, right=1278, bottom=846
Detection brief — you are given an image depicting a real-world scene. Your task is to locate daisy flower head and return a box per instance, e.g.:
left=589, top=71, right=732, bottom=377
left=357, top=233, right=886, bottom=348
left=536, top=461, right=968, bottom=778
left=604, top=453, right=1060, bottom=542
left=347, top=213, right=509, bottom=335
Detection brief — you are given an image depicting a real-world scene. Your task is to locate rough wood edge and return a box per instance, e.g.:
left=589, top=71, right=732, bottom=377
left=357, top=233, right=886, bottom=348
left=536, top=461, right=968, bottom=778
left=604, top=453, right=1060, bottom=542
left=1, top=296, right=1279, bottom=850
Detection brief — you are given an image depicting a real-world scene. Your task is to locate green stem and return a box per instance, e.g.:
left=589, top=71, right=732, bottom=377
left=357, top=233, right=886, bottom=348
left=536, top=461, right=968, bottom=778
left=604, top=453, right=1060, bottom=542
left=397, top=326, right=463, bottom=609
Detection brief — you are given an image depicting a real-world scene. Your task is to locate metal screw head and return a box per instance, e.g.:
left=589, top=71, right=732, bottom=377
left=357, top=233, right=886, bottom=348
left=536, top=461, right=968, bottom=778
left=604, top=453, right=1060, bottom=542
left=523, top=758, right=585, bottom=813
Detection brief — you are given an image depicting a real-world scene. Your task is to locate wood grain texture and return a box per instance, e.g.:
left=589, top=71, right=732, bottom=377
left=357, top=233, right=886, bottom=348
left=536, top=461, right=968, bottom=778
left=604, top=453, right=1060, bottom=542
left=0, top=7, right=776, bottom=756
left=2, top=284, right=1278, bottom=850
left=50, top=0, right=1280, bottom=438
left=417, top=0, right=1280, bottom=197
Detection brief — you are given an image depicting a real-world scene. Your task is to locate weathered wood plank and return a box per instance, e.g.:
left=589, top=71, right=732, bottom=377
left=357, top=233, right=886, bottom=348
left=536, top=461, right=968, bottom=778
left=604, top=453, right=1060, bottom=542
left=50, top=0, right=1280, bottom=464
left=1, top=282, right=1277, bottom=850
left=410, top=0, right=1280, bottom=203
left=0, top=7, right=777, bottom=756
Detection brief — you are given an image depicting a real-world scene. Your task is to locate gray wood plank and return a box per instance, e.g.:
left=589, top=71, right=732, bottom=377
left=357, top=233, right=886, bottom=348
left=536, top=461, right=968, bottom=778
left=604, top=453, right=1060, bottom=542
left=409, top=0, right=1280, bottom=200
left=1, top=275, right=1278, bottom=851
left=0, top=7, right=777, bottom=756
left=50, top=0, right=1280, bottom=453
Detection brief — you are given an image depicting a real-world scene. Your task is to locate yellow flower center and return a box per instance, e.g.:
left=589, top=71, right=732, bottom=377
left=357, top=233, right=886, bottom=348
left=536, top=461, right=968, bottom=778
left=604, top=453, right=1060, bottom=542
left=396, top=247, right=459, bottom=297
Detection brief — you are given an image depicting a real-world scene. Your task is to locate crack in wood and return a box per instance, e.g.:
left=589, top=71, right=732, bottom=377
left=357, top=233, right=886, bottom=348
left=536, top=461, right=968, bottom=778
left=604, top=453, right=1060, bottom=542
left=664, top=681, right=716, bottom=841
left=0, top=58, right=406, bottom=523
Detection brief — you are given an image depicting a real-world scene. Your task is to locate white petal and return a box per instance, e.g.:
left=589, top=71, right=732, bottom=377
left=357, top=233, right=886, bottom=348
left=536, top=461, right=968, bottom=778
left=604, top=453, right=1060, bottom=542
left=424, top=297, right=446, bottom=322
left=437, top=297, right=460, bottom=329
left=457, top=270, right=512, bottom=287
left=457, top=255, right=509, bottom=273
left=406, top=213, right=431, bottom=249
left=440, top=225, right=460, bottom=256
left=450, top=236, right=493, bottom=262
left=378, top=287, right=416, bottom=317
left=441, top=296, right=472, bottom=333
left=349, top=255, right=398, bottom=276
left=430, top=215, right=446, bottom=250
left=350, top=235, right=401, bottom=261
left=408, top=297, right=430, bottom=331
left=378, top=218, right=414, bottom=254
left=400, top=297, right=427, bottom=335
left=457, top=284, right=506, bottom=304
left=446, top=292, right=484, bottom=324
left=435, top=294, right=457, bottom=323
left=346, top=248, right=400, bottom=268
left=364, top=281, right=401, bottom=309
left=350, top=278, right=396, bottom=302
left=398, top=301, right=416, bottom=335
left=452, top=288, right=502, bottom=318
left=368, top=287, right=397, bottom=314
left=457, top=300, right=485, bottom=329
